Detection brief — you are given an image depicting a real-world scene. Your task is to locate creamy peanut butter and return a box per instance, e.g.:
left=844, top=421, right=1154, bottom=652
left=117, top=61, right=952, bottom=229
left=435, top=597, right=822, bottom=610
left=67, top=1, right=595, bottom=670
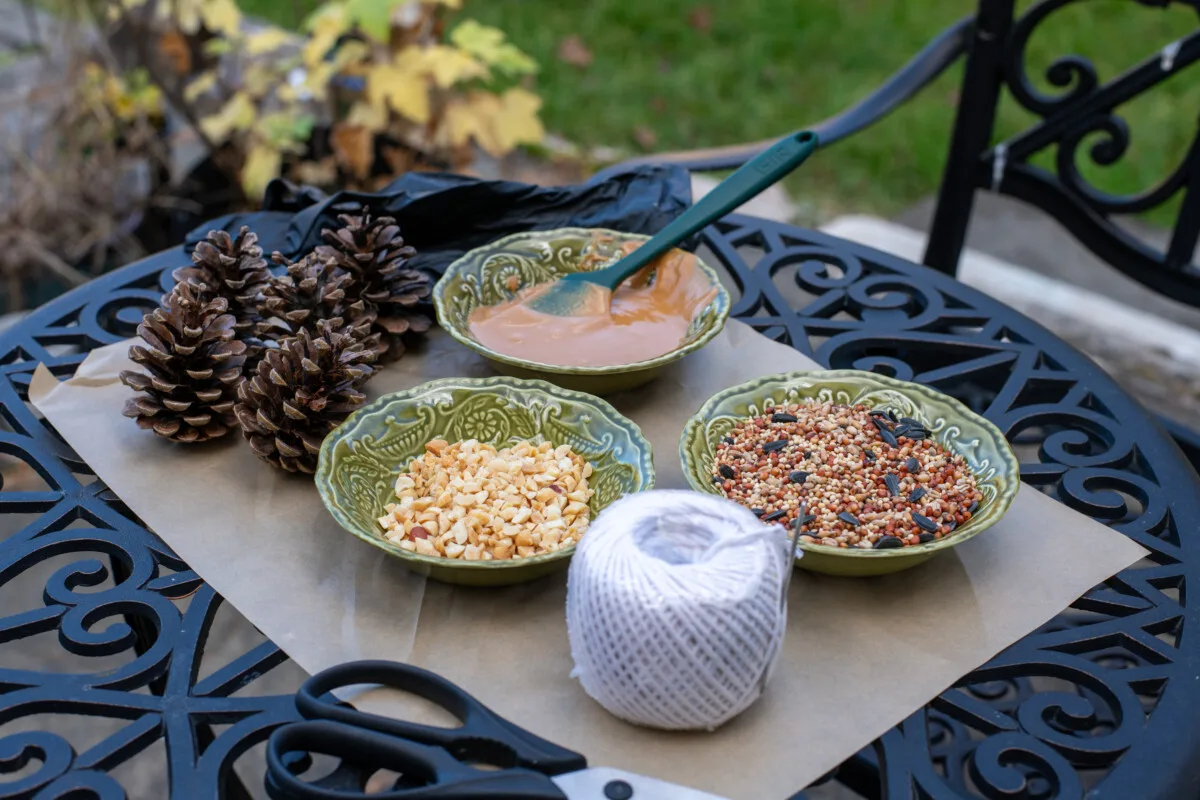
left=467, top=244, right=717, bottom=368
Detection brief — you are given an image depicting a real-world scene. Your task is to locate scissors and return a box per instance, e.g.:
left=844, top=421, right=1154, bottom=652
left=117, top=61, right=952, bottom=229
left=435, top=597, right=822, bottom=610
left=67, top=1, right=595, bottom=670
left=265, top=660, right=732, bottom=800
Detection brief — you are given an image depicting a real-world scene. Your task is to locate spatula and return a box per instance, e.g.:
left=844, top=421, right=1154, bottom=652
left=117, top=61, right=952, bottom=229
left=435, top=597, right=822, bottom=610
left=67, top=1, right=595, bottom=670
left=525, top=130, right=819, bottom=317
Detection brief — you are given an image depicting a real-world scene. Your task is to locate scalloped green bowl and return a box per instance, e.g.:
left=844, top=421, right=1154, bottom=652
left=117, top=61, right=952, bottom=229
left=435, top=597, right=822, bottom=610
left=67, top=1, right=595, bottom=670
left=679, top=370, right=1020, bottom=577
left=432, top=228, right=731, bottom=396
left=316, top=376, right=655, bottom=586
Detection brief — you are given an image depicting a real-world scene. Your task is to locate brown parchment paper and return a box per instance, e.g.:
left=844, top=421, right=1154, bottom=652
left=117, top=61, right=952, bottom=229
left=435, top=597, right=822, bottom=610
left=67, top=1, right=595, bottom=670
left=30, top=321, right=1147, bottom=800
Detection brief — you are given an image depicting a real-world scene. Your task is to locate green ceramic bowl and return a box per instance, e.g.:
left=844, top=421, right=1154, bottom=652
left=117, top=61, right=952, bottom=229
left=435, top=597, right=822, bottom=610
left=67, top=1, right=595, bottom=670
left=316, top=376, right=655, bottom=586
left=679, top=370, right=1020, bottom=577
left=432, top=228, right=731, bottom=395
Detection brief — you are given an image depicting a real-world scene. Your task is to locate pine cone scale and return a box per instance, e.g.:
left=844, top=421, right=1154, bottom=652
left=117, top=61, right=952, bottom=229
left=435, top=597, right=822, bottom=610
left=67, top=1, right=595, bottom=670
left=275, top=438, right=304, bottom=458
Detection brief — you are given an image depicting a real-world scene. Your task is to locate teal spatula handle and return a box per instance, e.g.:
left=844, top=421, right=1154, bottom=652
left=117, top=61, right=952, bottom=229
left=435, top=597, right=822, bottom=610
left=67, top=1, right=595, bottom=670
left=595, top=130, right=819, bottom=288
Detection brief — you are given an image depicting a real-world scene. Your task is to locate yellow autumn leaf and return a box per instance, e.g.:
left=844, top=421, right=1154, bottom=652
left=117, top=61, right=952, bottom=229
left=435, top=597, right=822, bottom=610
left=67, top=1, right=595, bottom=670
left=200, top=0, right=242, bottom=38
left=245, top=27, right=292, bottom=56
left=366, top=55, right=431, bottom=123
left=203, top=38, right=235, bottom=57
left=449, top=20, right=502, bottom=59
left=333, top=40, right=371, bottom=70
left=490, top=87, right=544, bottom=153
left=302, top=3, right=348, bottom=69
left=183, top=71, right=217, bottom=103
left=423, top=45, right=488, bottom=88
left=438, top=93, right=496, bottom=150
left=200, top=91, right=256, bottom=142
left=242, top=63, right=278, bottom=99
left=450, top=19, right=537, bottom=75
left=174, top=0, right=202, bottom=35
left=242, top=143, right=282, bottom=201
left=346, top=100, right=388, bottom=132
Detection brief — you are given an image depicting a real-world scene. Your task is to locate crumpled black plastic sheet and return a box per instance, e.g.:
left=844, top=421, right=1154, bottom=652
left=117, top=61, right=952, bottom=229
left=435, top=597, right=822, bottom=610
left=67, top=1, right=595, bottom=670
left=184, top=165, right=694, bottom=275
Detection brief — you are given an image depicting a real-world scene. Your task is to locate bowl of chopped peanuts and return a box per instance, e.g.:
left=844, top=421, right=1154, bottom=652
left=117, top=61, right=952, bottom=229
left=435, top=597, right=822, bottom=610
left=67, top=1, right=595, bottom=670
left=679, top=370, right=1020, bottom=577
left=316, top=376, right=655, bottom=586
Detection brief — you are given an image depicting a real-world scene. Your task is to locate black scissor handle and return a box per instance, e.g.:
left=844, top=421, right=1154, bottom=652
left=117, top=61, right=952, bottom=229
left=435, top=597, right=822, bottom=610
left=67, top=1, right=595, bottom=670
left=265, top=720, right=568, bottom=800
left=295, top=661, right=587, bottom=776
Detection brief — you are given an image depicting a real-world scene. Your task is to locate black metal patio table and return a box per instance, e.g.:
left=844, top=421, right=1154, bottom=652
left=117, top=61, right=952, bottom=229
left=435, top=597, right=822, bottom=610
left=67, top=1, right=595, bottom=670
left=1, top=213, right=1197, bottom=800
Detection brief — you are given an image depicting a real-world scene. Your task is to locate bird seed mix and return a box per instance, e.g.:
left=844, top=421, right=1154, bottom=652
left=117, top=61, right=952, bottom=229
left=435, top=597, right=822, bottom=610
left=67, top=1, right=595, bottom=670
left=712, top=402, right=984, bottom=549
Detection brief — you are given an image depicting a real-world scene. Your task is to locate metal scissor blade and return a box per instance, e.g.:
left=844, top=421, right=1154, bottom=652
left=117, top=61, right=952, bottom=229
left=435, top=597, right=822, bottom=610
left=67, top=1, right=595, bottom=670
left=552, top=766, right=733, bottom=800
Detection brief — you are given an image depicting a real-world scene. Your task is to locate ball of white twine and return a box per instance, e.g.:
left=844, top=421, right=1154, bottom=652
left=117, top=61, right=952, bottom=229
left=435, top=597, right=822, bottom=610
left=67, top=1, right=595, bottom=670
left=566, top=489, right=794, bottom=731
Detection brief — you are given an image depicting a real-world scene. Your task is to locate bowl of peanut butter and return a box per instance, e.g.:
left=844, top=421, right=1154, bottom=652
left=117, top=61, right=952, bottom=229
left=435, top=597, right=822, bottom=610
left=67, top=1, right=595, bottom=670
left=433, top=228, right=731, bottom=395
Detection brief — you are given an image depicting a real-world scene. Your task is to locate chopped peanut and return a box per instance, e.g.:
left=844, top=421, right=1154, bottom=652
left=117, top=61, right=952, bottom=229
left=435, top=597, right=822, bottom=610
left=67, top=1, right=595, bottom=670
left=377, top=438, right=594, bottom=561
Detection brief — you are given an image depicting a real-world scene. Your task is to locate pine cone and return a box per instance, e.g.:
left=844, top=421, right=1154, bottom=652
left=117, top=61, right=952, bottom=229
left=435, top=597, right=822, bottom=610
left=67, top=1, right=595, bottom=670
left=234, top=321, right=377, bottom=473
left=175, top=226, right=271, bottom=355
left=120, top=281, right=247, bottom=443
left=257, top=252, right=375, bottom=344
left=315, top=209, right=433, bottom=357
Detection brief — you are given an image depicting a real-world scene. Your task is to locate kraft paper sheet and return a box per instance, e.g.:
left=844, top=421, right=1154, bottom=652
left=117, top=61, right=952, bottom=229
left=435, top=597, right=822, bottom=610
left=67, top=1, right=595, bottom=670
left=30, top=321, right=1147, bottom=800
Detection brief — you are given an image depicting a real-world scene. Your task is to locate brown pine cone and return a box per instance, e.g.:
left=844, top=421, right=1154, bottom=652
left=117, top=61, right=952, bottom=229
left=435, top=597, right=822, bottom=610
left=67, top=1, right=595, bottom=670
left=119, top=281, right=247, bottom=443
left=315, top=208, right=433, bottom=358
left=234, top=320, right=377, bottom=473
left=257, top=252, right=376, bottom=344
left=175, top=226, right=271, bottom=356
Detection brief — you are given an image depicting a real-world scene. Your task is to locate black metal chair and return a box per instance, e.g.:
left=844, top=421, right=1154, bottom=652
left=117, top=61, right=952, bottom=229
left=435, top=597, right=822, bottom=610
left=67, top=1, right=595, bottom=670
left=596, top=0, right=1200, bottom=470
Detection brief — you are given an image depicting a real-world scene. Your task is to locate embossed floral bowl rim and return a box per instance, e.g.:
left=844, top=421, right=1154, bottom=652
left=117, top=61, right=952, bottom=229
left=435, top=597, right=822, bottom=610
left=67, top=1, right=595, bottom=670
left=679, top=370, right=1020, bottom=577
left=315, top=376, right=656, bottom=585
left=432, top=227, right=732, bottom=377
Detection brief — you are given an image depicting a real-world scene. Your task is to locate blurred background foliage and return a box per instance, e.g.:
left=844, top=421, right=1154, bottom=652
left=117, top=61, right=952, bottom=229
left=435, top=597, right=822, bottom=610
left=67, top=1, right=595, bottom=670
left=2, top=0, right=1197, bottom=311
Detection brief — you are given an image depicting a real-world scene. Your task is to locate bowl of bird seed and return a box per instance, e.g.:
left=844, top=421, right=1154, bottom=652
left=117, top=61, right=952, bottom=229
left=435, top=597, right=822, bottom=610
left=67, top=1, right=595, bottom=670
left=679, top=370, right=1019, bottom=577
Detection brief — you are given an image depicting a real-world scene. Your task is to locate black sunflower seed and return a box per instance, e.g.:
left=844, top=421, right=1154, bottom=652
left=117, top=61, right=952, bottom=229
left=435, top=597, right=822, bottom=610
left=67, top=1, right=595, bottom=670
left=838, top=511, right=861, bottom=526
left=763, top=509, right=786, bottom=522
left=885, top=473, right=901, bottom=496
left=868, top=415, right=888, bottom=431
left=894, top=423, right=912, bottom=438
left=946, top=520, right=958, bottom=532
left=791, top=505, right=807, bottom=529
left=905, top=457, right=920, bottom=472
left=722, top=436, right=735, bottom=445
left=711, top=474, right=722, bottom=484
left=803, top=450, right=814, bottom=458
left=863, top=448, right=877, bottom=463
left=762, top=439, right=789, bottom=453
left=886, top=409, right=899, bottom=423
left=798, top=514, right=817, bottom=526
left=907, top=428, right=928, bottom=440
left=912, top=513, right=938, bottom=533
left=907, top=487, right=927, bottom=503
left=751, top=508, right=765, bottom=517
left=718, top=465, right=736, bottom=479
left=875, top=536, right=903, bottom=549
left=917, top=533, right=936, bottom=544
left=772, top=413, right=797, bottom=423
left=967, top=501, right=979, bottom=513
left=878, top=427, right=899, bottom=447
left=899, top=417, right=921, bottom=426
left=788, top=470, right=809, bottom=484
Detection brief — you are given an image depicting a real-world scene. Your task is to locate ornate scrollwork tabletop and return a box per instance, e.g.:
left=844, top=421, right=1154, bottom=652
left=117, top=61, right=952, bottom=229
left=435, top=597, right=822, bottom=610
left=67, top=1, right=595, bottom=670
left=0, top=215, right=1196, bottom=799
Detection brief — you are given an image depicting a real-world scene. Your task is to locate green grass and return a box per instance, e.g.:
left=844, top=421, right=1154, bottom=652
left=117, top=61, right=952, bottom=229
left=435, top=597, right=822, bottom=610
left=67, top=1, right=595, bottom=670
left=243, top=0, right=1199, bottom=225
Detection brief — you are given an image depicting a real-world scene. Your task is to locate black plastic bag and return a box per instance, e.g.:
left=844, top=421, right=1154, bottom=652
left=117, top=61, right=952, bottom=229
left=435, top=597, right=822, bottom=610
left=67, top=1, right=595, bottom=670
left=185, top=165, right=694, bottom=276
